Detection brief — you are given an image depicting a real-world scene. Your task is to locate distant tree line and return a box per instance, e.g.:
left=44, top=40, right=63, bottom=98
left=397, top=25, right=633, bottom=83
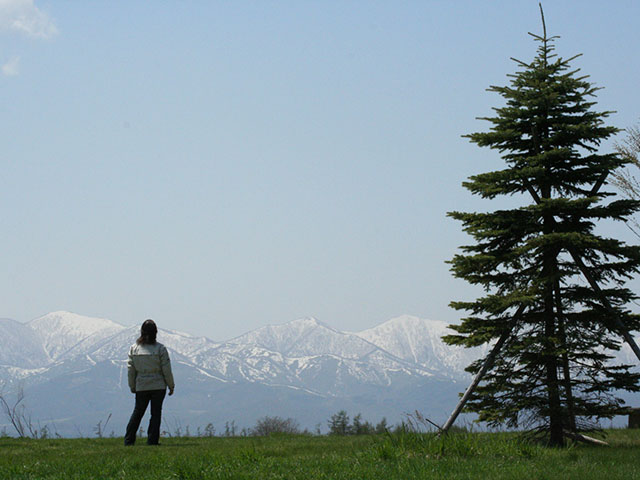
left=0, top=405, right=395, bottom=439
left=158, top=411, right=393, bottom=438
left=1, top=384, right=395, bottom=438
left=327, top=410, right=389, bottom=435
left=158, top=412, right=393, bottom=438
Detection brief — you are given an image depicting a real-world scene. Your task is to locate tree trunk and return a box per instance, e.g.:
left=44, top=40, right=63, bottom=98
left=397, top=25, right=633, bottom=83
left=542, top=181, right=564, bottom=446
left=555, top=279, right=577, bottom=433
left=544, top=294, right=564, bottom=446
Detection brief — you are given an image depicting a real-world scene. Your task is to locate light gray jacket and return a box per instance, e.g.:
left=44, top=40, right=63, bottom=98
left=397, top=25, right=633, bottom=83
left=127, top=342, right=175, bottom=393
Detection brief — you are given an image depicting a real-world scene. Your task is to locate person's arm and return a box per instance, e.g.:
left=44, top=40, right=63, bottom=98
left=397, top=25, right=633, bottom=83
left=127, top=346, right=137, bottom=393
left=160, top=345, right=175, bottom=395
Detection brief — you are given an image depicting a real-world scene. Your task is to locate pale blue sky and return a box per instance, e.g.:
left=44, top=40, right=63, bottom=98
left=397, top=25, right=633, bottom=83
left=2, top=1, right=639, bottom=340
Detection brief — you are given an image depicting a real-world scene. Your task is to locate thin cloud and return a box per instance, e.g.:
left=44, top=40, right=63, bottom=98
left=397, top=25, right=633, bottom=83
left=2, top=55, right=20, bottom=76
left=0, top=0, right=58, bottom=39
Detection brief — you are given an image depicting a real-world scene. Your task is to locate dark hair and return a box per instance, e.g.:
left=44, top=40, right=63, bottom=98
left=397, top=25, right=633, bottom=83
left=137, top=319, right=158, bottom=345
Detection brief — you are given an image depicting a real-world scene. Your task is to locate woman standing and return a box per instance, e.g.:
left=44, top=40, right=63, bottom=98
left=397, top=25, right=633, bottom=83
left=124, top=319, right=175, bottom=446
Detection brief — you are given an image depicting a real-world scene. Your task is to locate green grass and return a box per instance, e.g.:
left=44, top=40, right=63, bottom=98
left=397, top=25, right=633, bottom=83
left=1, top=429, right=639, bottom=479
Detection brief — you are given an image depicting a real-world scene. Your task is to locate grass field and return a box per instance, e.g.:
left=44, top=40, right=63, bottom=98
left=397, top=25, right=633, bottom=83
left=1, top=429, right=639, bottom=479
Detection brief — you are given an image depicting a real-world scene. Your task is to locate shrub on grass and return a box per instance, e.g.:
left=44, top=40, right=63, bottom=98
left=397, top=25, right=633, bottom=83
left=251, top=416, right=300, bottom=436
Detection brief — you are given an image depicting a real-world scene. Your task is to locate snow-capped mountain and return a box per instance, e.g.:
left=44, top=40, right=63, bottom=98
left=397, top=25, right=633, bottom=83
left=1, top=311, right=637, bottom=436
left=221, top=317, right=440, bottom=394
left=0, top=318, right=49, bottom=369
left=0, top=311, right=474, bottom=435
left=28, top=311, right=124, bottom=363
left=230, top=317, right=379, bottom=359
left=355, top=315, right=489, bottom=377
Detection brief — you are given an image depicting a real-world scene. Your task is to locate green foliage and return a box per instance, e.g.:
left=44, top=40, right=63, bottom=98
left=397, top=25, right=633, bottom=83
left=251, top=416, right=301, bottom=436
left=375, top=417, right=389, bottom=434
left=203, top=422, right=215, bottom=437
left=1, top=430, right=640, bottom=479
left=375, top=429, right=542, bottom=460
left=328, top=410, right=350, bottom=435
left=327, top=411, right=386, bottom=435
left=446, top=10, right=640, bottom=445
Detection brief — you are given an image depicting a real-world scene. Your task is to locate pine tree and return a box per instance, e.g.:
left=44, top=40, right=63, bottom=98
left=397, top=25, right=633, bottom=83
left=444, top=9, right=640, bottom=446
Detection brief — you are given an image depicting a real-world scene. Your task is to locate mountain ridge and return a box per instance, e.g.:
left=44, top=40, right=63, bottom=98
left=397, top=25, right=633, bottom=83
left=1, top=311, right=637, bottom=436
left=0, top=311, right=475, bottom=435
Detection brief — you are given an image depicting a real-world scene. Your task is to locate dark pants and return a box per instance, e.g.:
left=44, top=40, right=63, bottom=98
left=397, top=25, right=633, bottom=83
left=124, top=389, right=166, bottom=445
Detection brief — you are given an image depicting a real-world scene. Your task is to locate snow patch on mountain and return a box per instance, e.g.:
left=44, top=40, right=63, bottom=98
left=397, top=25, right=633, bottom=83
left=355, top=315, right=488, bottom=378
left=232, top=317, right=386, bottom=360
left=28, top=311, right=125, bottom=361
left=0, top=318, right=49, bottom=368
